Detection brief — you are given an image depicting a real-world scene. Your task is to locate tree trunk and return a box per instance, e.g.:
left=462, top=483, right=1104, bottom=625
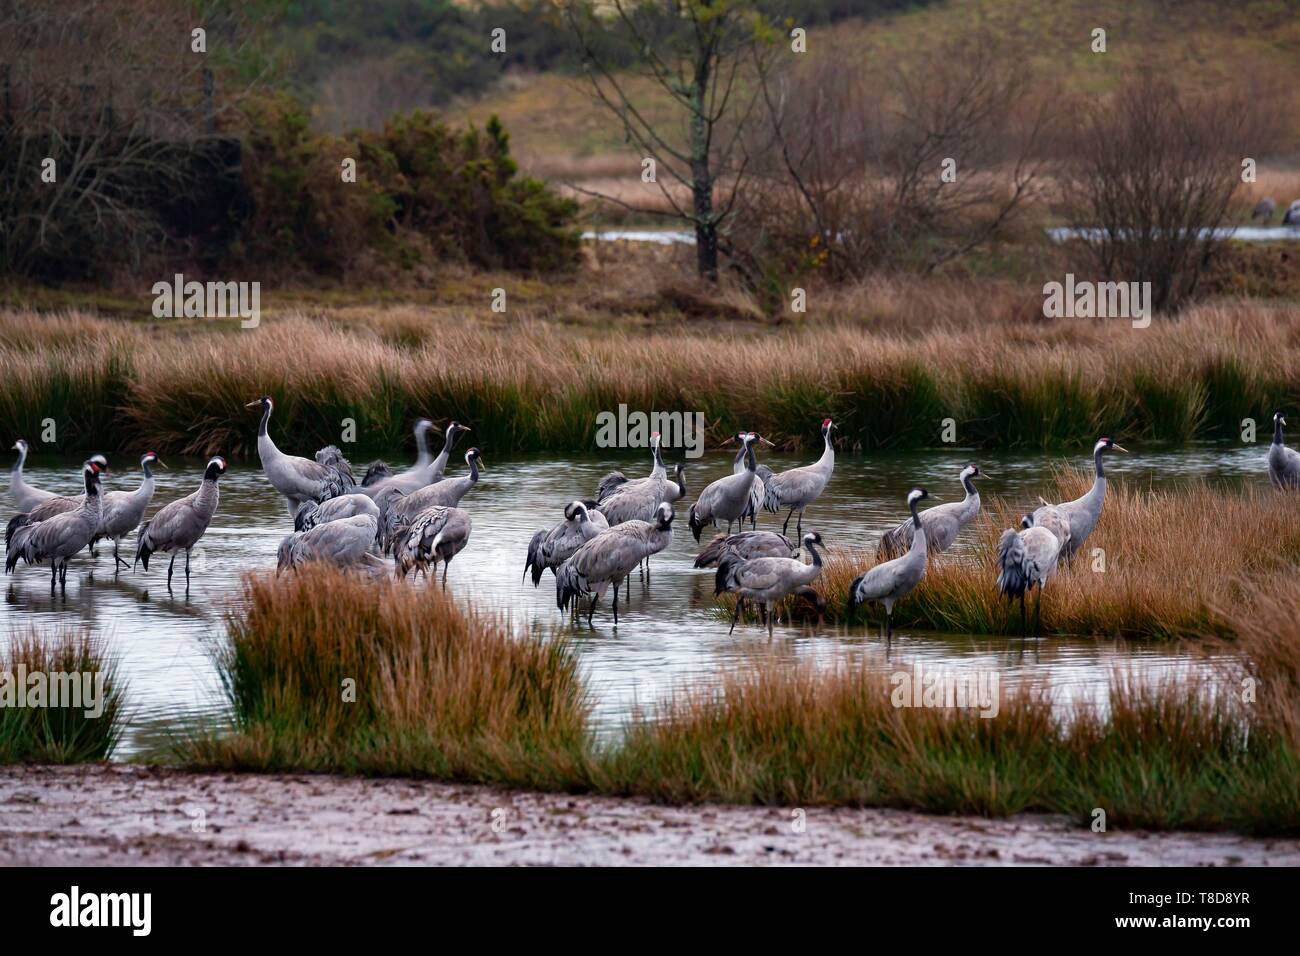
left=690, top=46, right=717, bottom=281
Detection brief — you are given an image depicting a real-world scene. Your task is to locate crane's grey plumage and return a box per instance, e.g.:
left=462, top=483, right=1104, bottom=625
left=360, top=421, right=470, bottom=500
left=246, top=396, right=356, bottom=517
left=134, top=456, right=226, bottom=592
left=1252, top=197, right=1277, bottom=222
left=878, top=464, right=982, bottom=560
left=381, top=448, right=482, bottom=548
left=294, top=493, right=381, bottom=532
left=393, top=505, right=472, bottom=586
left=1032, top=437, right=1125, bottom=560
left=92, top=451, right=162, bottom=569
left=1284, top=200, right=1300, bottom=227
left=997, top=514, right=1062, bottom=636
left=597, top=433, right=670, bottom=525
left=524, top=500, right=609, bottom=586
left=848, top=488, right=931, bottom=637
left=278, top=514, right=380, bottom=573
left=6, top=454, right=109, bottom=550
left=762, top=419, right=835, bottom=536
left=8, top=439, right=59, bottom=512
left=688, top=433, right=766, bottom=542
left=5, top=460, right=104, bottom=590
left=1268, top=412, right=1300, bottom=490
left=715, top=531, right=826, bottom=637
left=557, top=502, right=673, bottom=625
left=730, top=433, right=767, bottom=529
left=693, top=530, right=796, bottom=569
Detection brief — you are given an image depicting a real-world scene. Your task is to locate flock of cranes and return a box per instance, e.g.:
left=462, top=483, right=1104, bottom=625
left=7, top=405, right=1300, bottom=637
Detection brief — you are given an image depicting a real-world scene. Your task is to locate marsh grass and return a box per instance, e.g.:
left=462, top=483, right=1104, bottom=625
left=0, top=630, right=124, bottom=763
left=766, top=476, right=1300, bottom=639
left=2, top=298, right=1298, bottom=455
left=178, top=564, right=1300, bottom=834
left=182, top=566, right=593, bottom=789
left=602, top=656, right=1298, bottom=835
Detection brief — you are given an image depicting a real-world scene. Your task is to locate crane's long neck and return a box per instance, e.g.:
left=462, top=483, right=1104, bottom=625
left=1275, top=418, right=1285, bottom=446
left=674, top=465, right=686, bottom=497
left=1093, top=446, right=1106, bottom=480
left=909, top=500, right=928, bottom=556
left=133, top=460, right=156, bottom=504
left=650, top=441, right=666, bottom=480
left=11, top=444, right=26, bottom=482
left=413, top=426, right=432, bottom=470
left=744, top=440, right=757, bottom=473
left=430, top=429, right=456, bottom=479
left=467, top=456, right=479, bottom=483
left=960, top=475, right=980, bottom=520
left=257, top=403, right=283, bottom=464
left=195, top=477, right=220, bottom=519
left=817, top=431, right=834, bottom=473
left=80, top=473, right=102, bottom=520
left=804, top=538, right=823, bottom=571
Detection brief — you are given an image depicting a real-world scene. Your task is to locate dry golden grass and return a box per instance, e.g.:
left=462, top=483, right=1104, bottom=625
left=183, top=566, right=592, bottom=786
left=3, top=293, right=1300, bottom=456
left=799, top=475, right=1300, bottom=638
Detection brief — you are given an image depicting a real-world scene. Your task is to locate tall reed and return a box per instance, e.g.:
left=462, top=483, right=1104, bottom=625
left=184, top=566, right=593, bottom=788
left=0, top=299, right=1296, bottom=455
left=0, top=630, right=124, bottom=763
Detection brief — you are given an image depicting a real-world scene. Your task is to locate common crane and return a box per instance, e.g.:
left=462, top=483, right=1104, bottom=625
left=6, top=454, right=109, bottom=550
left=1032, top=437, right=1125, bottom=561
left=1252, top=197, right=1277, bottom=222
left=92, top=451, right=163, bottom=569
left=360, top=420, right=470, bottom=499
left=380, top=448, right=482, bottom=549
left=688, top=432, right=767, bottom=542
left=877, top=464, right=983, bottom=560
left=847, top=488, right=931, bottom=638
left=134, top=456, right=227, bottom=593
left=392, top=505, right=472, bottom=586
left=557, top=502, right=673, bottom=625
left=278, top=513, right=381, bottom=574
left=1268, top=412, right=1300, bottom=490
left=715, top=530, right=826, bottom=638
left=996, top=514, right=1062, bottom=636
left=524, top=500, right=609, bottom=586
left=7, top=439, right=59, bottom=512
left=762, top=419, right=835, bottom=537
left=4, top=459, right=105, bottom=591
left=693, top=529, right=796, bottom=568
left=246, top=395, right=356, bottom=517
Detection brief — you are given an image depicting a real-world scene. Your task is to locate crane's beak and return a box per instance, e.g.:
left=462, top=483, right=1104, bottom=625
left=721, top=435, right=737, bottom=446
left=476, top=458, right=486, bottom=471
left=244, top=400, right=261, bottom=408
left=1112, top=444, right=1130, bottom=453
left=757, top=436, right=776, bottom=447
left=157, top=459, right=168, bottom=469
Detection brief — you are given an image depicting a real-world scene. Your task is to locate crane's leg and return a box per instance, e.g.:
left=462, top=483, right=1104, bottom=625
left=767, top=602, right=775, bottom=640
left=1033, top=585, right=1043, bottom=637
left=184, top=548, right=192, bottom=592
left=113, top=538, right=125, bottom=571
left=587, top=594, right=598, bottom=626
left=612, top=580, right=619, bottom=626
left=167, top=553, right=175, bottom=591
left=729, top=596, right=744, bottom=636
left=782, top=509, right=792, bottom=535
left=442, top=558, right=450, bottom=590
left=796, top=510, right=804, bottom=537
left=886, top=609, right=893, bottom=641
left=50, top=562, right=57, bottom=592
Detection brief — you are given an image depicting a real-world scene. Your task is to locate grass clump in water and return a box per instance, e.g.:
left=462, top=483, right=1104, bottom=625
left=0, top=630, right=124, bottom=763
left=182, top=565, right=593, bottom=789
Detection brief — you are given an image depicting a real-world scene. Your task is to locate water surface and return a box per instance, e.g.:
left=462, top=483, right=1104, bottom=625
left=1, top=443, right=1263, bottom=755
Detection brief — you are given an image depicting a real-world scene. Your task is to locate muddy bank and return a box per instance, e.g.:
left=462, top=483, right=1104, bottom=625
left=1, top=765, right=1295, bottom=866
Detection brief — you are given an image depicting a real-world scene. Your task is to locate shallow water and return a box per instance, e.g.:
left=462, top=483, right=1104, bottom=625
left=1, top=442, right=1263, bottom=756
left=584, top=227, right=1300, bottom=245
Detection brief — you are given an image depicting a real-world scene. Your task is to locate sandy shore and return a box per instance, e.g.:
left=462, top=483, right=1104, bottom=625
left=2, top=764, right=1296, bottom=866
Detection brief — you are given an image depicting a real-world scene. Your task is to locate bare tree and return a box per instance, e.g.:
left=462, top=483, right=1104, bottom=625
left=733, top=33, right=1054, bottom=282
left=1059, top=72, right=1274, bottom=313
left=0, top=0, right=259, bottom=279
left=564, top=0, right=773, bottom=280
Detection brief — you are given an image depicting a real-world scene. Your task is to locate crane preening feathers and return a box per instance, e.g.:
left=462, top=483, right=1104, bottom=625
left=996, top=513, right=1061, bottom=636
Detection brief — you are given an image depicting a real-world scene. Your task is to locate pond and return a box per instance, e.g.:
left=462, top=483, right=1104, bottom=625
left=2, top=441, right=1263, bottom=756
